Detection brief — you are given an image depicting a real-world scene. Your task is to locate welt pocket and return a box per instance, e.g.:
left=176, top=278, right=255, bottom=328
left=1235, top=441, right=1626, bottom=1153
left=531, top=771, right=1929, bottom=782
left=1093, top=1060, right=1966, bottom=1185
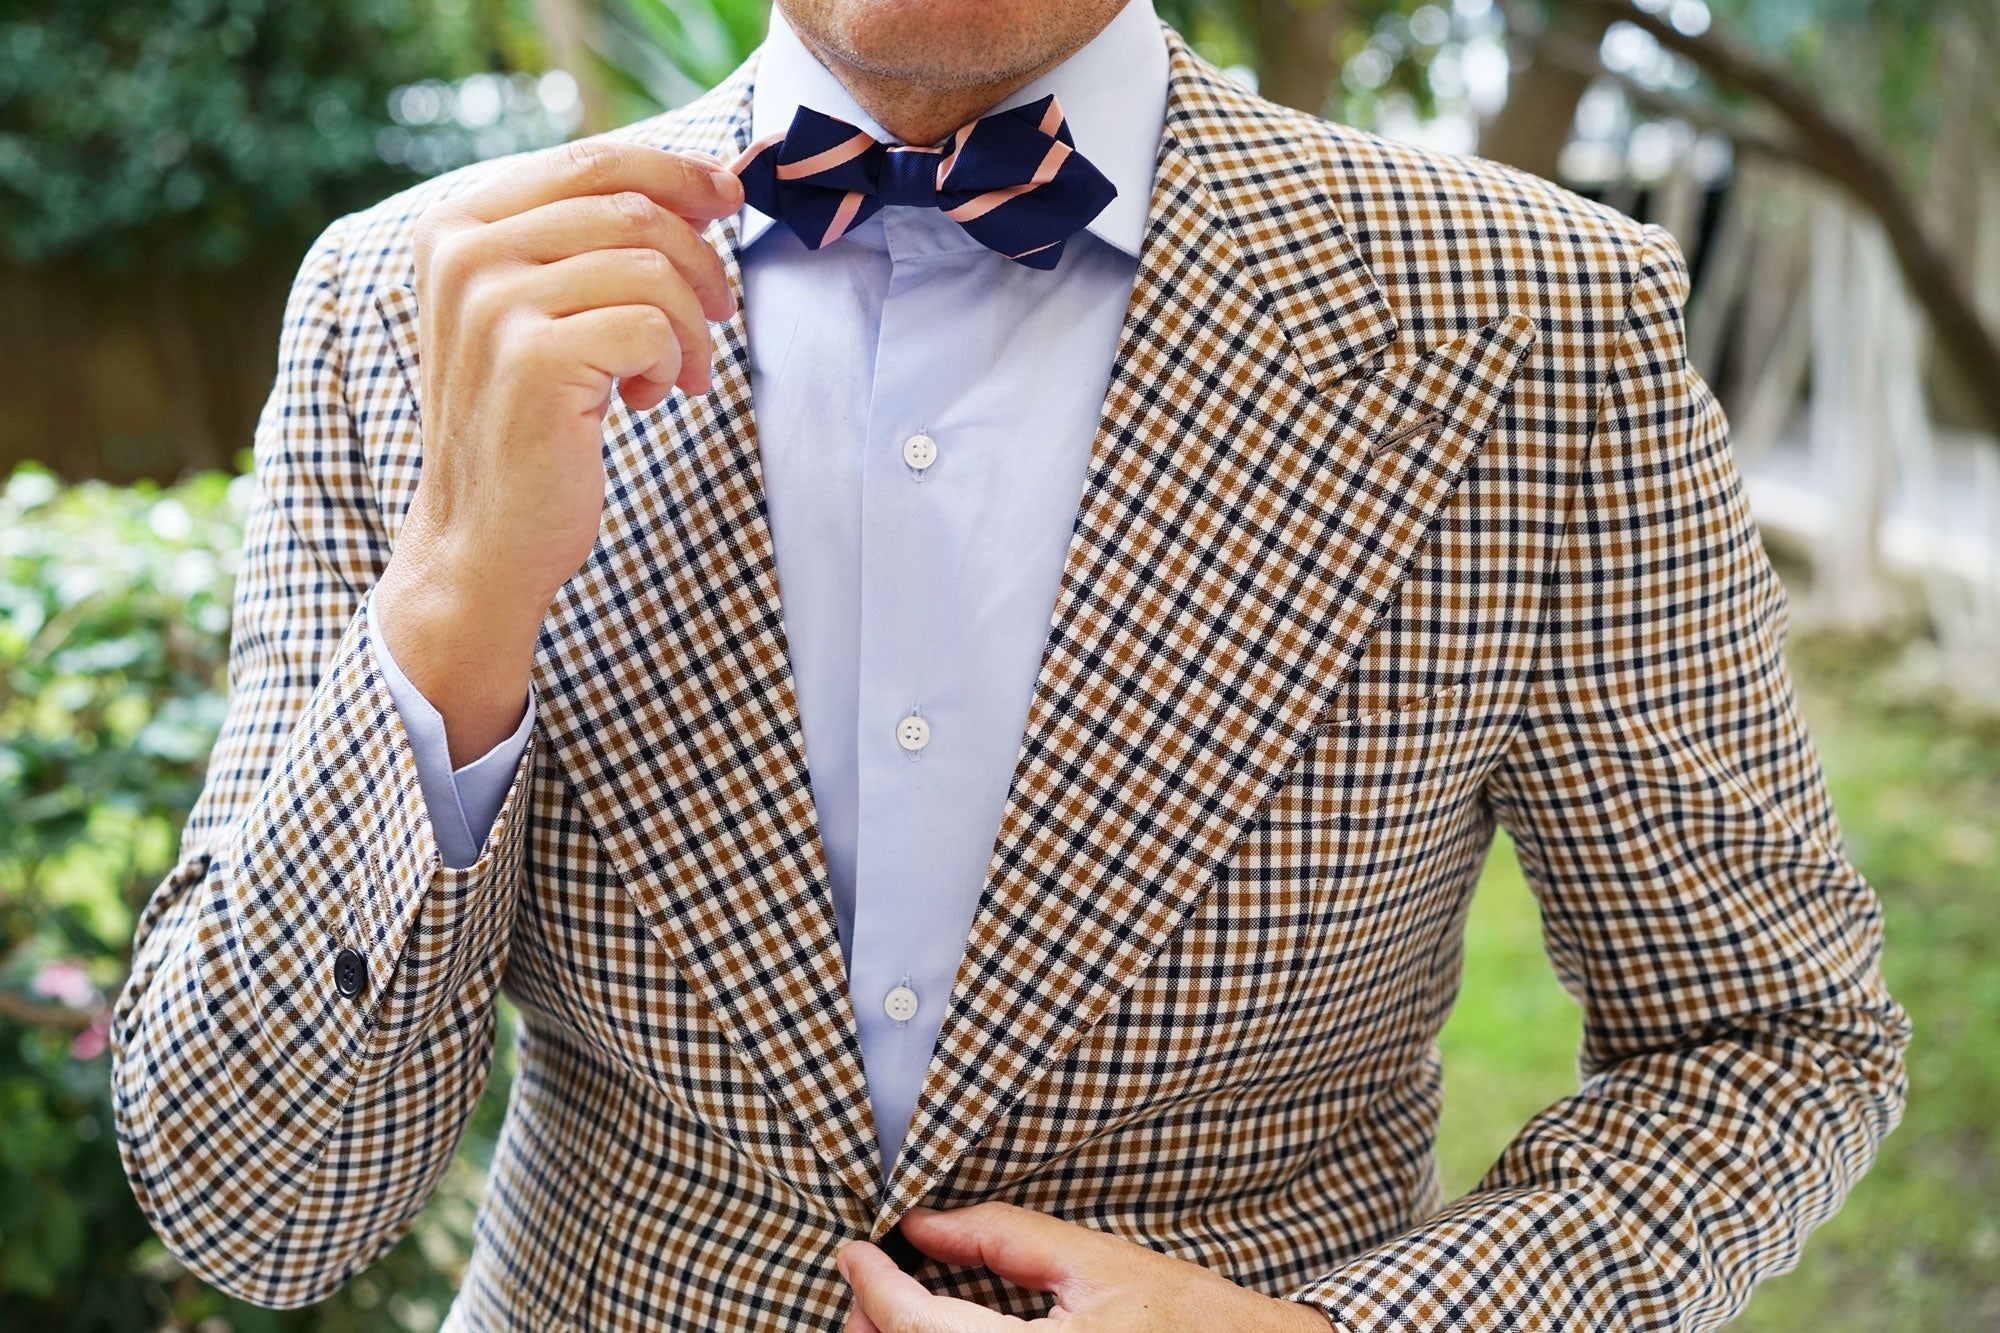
left=1315, top=680, right=1468, bottom=732
left=1264, top=680, right=1471, bottom=825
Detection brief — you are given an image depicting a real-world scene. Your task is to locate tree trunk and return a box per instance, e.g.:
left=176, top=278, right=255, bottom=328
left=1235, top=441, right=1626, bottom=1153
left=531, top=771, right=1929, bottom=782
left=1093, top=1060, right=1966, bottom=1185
left=1238, top=0, right=1346, bottom=115
left=150, top=274, right=226, bottom=475
left=1478, top=4, right=1612, bottom=181
left=1570, top=0, right=2000, bottom=444
left=533, top=0, right=614, bottom=135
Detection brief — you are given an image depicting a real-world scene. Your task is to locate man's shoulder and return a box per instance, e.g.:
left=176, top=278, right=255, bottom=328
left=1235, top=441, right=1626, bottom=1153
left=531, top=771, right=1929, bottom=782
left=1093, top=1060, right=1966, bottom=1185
left=1318, top=119, right=1636, bottom=236
left=1229, top=80, right=1649, bottom=248
left=1188, top=77, right=1659, bottom=327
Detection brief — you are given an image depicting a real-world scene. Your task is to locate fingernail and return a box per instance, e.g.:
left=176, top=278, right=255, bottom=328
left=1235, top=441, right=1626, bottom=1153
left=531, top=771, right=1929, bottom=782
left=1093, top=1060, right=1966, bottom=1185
left=834, top=1244, right=851, bottom=1279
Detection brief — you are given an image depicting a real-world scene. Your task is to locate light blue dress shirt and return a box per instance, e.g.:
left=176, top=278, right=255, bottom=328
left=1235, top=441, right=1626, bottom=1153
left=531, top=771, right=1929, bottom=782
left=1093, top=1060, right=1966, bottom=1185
left=369, top=0, right=1170, bottom=1181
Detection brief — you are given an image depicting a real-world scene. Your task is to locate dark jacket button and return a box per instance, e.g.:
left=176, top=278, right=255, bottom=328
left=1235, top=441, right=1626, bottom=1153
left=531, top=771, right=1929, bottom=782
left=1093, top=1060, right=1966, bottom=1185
left=333, top=948, right=367, bottom=998
left=880, top=1221, right=924, bottom=1276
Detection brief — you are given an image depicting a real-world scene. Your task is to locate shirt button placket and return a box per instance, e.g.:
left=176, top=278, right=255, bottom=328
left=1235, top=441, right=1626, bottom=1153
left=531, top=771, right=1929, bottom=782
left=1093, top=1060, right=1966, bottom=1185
left=888, top=412, right=935, bottom=1063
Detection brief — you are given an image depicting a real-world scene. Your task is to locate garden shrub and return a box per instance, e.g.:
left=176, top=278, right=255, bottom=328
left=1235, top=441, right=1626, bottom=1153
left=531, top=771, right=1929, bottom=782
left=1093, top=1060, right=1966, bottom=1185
left=0, top=460, right=509, bottom=1331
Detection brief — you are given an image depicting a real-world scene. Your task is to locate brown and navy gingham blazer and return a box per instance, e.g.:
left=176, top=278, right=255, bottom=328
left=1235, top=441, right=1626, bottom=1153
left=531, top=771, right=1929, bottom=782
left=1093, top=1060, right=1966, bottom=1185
left=111, top=21, right=1910, bottom=1331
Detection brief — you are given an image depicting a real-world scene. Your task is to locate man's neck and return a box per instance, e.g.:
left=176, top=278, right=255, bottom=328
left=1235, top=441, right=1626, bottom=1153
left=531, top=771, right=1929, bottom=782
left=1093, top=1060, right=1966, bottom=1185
left=781, top=22, right=1093, bottom=146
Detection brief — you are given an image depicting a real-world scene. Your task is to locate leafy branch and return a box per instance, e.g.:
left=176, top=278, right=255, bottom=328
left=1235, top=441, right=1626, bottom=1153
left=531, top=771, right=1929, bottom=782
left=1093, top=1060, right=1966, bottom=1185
left=1540, top=0, right=2000, bottom=437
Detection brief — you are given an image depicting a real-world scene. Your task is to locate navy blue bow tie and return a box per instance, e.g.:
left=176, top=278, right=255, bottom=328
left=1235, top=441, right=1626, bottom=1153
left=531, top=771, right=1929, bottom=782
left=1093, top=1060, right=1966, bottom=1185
left=727, top=93, right=1117, bottom=270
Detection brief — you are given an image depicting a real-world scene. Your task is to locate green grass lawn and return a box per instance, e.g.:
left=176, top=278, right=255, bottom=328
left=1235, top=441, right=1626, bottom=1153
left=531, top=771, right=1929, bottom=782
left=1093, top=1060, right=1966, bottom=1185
left=1435, top=630, right=2000, bottom=1330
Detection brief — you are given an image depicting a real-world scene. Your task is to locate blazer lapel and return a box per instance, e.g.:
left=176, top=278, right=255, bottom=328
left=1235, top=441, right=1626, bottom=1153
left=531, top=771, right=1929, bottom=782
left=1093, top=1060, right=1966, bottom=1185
left=531, top=58, right=896, bottom=1215
left=871, top=27, right=1537, bottom=1228
left=376, top=55, right=888, bottom=1216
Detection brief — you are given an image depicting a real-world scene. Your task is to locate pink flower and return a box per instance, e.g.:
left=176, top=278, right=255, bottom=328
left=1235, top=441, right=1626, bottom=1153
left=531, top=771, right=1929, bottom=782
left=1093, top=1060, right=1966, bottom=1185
left=31, top=959, right=98, bottom=1009
left=71, top=1013, right=111, bottom=1062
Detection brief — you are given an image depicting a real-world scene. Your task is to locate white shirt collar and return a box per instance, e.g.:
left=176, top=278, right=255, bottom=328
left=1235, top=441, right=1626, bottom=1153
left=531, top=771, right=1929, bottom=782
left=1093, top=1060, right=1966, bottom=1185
left=738, top=0, right=1168, bottom=258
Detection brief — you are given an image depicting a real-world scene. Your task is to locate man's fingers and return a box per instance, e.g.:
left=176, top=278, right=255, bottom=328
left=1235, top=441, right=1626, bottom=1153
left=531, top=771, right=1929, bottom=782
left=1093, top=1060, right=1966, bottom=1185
left=507, top=248, right=713, bottom=392
left=838, top=1241, right=1022, bottom=1333
left=478, top=191, right=736, bottom=322
left=453, top=138, right=744, bottom=227
left=840, top=1300, right=884, bottom=1333
left=530, top=303, right=684, bottom=398
left=894, top=1204, right=1081, bottom=1296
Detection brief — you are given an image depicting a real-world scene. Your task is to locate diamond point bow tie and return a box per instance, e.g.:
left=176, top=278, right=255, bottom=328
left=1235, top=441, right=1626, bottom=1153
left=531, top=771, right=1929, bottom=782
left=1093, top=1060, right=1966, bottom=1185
left=727, top=93, right=1117, bottom=270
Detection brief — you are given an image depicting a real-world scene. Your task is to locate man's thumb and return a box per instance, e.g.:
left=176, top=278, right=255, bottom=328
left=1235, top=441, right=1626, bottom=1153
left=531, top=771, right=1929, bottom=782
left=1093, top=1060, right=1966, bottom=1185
left=896, top=1203, right=1079, bottom=1292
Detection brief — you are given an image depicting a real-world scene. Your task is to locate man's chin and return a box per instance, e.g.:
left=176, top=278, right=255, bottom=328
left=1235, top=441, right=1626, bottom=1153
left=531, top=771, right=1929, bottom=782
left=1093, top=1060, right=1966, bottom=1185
left=781, top=0, right=1075, bottom=89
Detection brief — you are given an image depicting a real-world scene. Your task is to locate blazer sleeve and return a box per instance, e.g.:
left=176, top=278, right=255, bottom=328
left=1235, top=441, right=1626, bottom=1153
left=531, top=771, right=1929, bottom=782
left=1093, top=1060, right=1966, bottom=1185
left=108, top=212, right=539, bottom=1309
left=1278, top=224, right=1911, bottom=1331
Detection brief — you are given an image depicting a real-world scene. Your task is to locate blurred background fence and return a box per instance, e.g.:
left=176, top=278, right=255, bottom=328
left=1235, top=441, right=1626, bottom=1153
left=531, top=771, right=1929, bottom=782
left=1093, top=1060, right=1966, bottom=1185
left=2, top=1, right=1995, bottom=1328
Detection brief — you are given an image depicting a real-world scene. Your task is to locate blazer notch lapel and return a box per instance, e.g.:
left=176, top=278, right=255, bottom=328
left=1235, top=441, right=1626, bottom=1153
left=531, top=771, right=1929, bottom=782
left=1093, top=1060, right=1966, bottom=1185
left=530, top=203, right=885, bottom=1211
left=1244, top=202, right=1399, bottom=391
left=1157, top=63, right=1397, bottom=390
left=1324, top=310, right=1541, bottom=484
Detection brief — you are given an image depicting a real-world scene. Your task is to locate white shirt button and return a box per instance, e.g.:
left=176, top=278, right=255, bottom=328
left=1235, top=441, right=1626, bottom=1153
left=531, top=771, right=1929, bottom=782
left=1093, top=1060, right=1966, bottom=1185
left=901, top=432, right=938, bottom=471
left=896, top=713, right=930, bottom=751
left=884, top=984, right=920, bottom=1022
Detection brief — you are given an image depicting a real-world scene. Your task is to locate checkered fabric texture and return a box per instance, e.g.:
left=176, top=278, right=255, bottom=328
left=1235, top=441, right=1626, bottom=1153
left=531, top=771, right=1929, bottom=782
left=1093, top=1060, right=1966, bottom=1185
left=110, top=20, right=1910, bottom=1331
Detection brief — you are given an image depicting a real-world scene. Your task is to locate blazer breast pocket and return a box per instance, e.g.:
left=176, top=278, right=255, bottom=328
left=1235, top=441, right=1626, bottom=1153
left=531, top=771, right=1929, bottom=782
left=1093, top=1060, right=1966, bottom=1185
left=1264, top=679, right=1472, bottom=826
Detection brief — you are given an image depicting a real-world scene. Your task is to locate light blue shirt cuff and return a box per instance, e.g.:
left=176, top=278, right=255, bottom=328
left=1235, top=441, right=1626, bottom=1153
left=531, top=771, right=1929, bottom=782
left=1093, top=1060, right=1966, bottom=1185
left=366, top=585, right=537, bottom=870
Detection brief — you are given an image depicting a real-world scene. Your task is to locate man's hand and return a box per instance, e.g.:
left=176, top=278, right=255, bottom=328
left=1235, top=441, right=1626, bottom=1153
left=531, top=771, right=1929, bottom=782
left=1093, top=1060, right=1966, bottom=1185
left=372, top=139, right=744, bottom=764
left=835, top=1202, right=1337, bottom=1331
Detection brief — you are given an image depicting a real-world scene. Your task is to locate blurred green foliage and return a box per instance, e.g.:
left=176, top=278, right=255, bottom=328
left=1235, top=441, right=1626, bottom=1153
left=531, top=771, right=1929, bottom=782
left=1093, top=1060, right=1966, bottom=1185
left=0, top=466, right=237, bottom=895
left=0, top=0, right=542, bottom=272
left=1700, top=0, right=1999, bottom=174
left=0, top=462, right=514, bottom=1330
left=1159, top=0, right=1451, bottom=122
left=595, top=0, right=771, bottom=122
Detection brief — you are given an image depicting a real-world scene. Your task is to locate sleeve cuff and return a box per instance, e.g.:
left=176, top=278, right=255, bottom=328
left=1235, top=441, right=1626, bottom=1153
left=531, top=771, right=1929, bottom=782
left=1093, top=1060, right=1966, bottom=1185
left=365, top=584, right=537, bottom=870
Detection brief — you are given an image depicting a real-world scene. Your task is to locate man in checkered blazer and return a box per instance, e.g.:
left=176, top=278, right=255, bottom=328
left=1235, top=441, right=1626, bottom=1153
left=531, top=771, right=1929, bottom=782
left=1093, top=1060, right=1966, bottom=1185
left=110, top=0, right=1909, bottom=1328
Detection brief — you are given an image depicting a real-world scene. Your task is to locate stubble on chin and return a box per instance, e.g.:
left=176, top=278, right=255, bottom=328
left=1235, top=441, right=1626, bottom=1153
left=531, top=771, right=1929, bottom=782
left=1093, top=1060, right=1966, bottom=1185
left=778, top=0, right=1108, bottom=94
